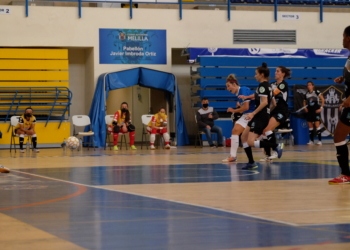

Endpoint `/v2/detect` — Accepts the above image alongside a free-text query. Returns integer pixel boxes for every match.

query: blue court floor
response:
[0,159,350,249]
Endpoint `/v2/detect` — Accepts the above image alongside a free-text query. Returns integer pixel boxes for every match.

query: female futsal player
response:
[222,74,255,163]
[259,66,291,161]
[303,81,325,145]
[329,25,350,184]
[239,63,278,170]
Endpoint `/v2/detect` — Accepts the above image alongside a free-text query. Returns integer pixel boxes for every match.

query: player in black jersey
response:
[329,25,350,184]
[259,66,291,161]
[240,62,274,170]
[303,81,325,145]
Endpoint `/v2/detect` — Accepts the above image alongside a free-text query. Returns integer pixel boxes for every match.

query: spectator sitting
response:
[147,107,171,150]
[108,102,136,150]
[196,98,223,148]
[15,107,39,153]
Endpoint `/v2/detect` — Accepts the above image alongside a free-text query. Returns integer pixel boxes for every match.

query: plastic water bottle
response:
[26,141,30,152]
[222,136,226,147]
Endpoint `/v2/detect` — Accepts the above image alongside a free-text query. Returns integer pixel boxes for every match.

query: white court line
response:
[250,207,350,214]
[9,169,298,227]
[301,222,350,227]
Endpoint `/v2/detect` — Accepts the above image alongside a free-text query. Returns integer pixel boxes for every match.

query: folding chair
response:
[72,115,95,150]
[10,116,32,153]
[141,114,153,149]
[141,114,164,149]
[105,115,114,150]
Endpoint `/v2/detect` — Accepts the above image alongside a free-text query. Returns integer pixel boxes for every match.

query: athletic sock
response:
[19,136,24,150]
[230,135,239,158]
[309,128,314,142]
[32,136,37,149]
[317,127,322,142]
[335,142,350,176]
[243,142,254,164]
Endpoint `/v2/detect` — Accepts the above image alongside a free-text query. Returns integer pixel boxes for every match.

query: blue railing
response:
[23,0,350,22]
[0,87,72,129]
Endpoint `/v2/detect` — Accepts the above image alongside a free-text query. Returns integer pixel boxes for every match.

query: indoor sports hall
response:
[1,2,350,250]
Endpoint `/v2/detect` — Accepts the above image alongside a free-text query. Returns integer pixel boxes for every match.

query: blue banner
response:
[99,29,166,64]
[188,48,349,61]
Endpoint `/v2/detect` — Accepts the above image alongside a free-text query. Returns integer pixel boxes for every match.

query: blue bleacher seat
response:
[334,0,347,4]
[192,56,346,144]
[304,0,318,4]
[260,0,273,3]
[323,0,334,5]
[230,0,244,3]
[289,1,304,3]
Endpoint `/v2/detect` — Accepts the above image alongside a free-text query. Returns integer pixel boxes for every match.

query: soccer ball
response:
[66,136,80,149]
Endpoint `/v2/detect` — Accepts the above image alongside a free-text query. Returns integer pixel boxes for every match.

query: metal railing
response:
[0,87,72,129]
[22,0,350,22]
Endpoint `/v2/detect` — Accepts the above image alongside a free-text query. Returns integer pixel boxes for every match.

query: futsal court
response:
[1,143,350,250]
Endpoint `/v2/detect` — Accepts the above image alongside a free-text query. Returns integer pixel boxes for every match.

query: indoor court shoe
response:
[130,145,137,150]
[113,146,119,151]
[217,144,224,148]
[209,144,216,148]
[222,157,237,163]
[260,157,272,162]
[165,144,171,149]
[20,149,25,153]
[242,162,258,170]
[276,143,284,158]
[33,148,40,152]
[316,141,322,145]
[269,151,278,159]
[328,175,350,185]
[150,145,156,150]
[0,165,10,173]
[307,141,314,145]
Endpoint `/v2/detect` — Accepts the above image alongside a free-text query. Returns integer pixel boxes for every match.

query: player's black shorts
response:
[271,110,288,124]
[306,110,321,122]
[247,112,270,135]
[340,107,350,126]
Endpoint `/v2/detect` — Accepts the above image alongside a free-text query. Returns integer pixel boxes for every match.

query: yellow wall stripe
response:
[0,60,68,70]
[0,122,70,144]
[0,71,69,81]
[0,49,68,59]
[0,82,69,88]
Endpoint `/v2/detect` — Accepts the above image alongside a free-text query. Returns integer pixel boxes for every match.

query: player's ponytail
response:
[257,62,270,78]
[226,74,239,86]
[278,66,291,79]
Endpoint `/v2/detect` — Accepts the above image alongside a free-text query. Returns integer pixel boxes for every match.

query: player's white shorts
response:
[235,114,249,128]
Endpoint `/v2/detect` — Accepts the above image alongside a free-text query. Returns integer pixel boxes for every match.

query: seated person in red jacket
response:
[147,107,171,150]
[109,102,136,150]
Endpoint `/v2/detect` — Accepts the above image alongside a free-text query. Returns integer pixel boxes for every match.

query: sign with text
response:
[99,29,166,64]
[280,12,300,20]
[0,6,11,14]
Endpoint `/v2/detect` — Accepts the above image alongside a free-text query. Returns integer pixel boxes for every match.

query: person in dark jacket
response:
[196,98,223,147]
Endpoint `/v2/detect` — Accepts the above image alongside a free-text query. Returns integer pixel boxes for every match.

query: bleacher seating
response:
[191,56,345,144]
[0,87,72,128]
